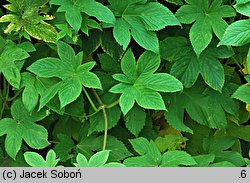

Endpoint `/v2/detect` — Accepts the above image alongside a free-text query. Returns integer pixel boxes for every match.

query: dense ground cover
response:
[0,0,250,167]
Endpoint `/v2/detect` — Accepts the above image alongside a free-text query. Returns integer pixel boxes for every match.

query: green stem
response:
[105,99,119,109]
[3,77,6,96]
[49,141,59,144]
[232,56,243,70]
[0,83,9,118]
[92,89,102,105]
[82,86,98,112]
[7,88,23,102]
[0,89,3,101]
[230,0,236,6]
[64,98,119,122]
[64,108,101,119]
[156,62,165,73]
[92,89,108,150]
[101,106,108,150]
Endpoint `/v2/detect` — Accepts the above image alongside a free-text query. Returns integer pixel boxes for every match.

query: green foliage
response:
[109,0,180,52]
[110,49,183,115]
[124,137,196,167]
[155,134,188,152]
[0,0,249,168]
[166,83,238,133]
[74,150,125,167]
[232,84,250,103]
[0,99,49,159]
[27,41,102,108]
[0,0,58,42]
[176,0,235,56]
[234,0,250,16]
[54,134,75,162]
[0,40,30,89]
[77,135,132,161]
[160,37,234,91]
[24,149,60,167]
[50,0,115,32]
[219,20,250,46]
[124,105,146,137]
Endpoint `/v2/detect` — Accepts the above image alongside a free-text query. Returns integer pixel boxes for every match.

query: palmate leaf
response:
[160,37,234,91]
[193,154,215,167]
[108,0,180,53]
[88,150,110,167]
[110,49,183,115]
[28,41,102,108]
[50,0,115,31]
[20,72,61,112]
[124,105,146,137]
[54,134,75,162]
[88,93,121,135]
[81,14,102,36]
[24,150,60,167]
[0,99,49,160]
[219,20,250,46]
[123,154,158,167]
[135,88,166,110]
[176,0,235,56]
[113,19,131,50]
[57,41,79,66]
[101,29,125,61]
[0,43,30,89]
[38,82,62,111]
[0,0,57,43]
[160,36,191,61]
[170,52,200,88]
[119,87,136,115]
[74,154,88,167]
[200,54,225,92]
[165,83,238,133]
[129,137,162,164]
[81,0,115,24]
[27,57,72,79]
[160,151,197,167]
[232,84,250,104]
[74,150,125,167]
[58,77,83,108]
[139,73,184,92]
[77,135,132,161]
[234,0,250,16]
[204,84,239,117]
[155,134,188,152]
[125,137,196,167]
[236,0,250,4]
[228,122,250,142]
[203,136,245,166]
[22,83,39,112]
[24,22,57,43]
[120,49,137,79]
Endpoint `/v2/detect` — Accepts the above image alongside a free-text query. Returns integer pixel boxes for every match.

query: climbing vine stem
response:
[82,86,98,112]
[92,89,108,150]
